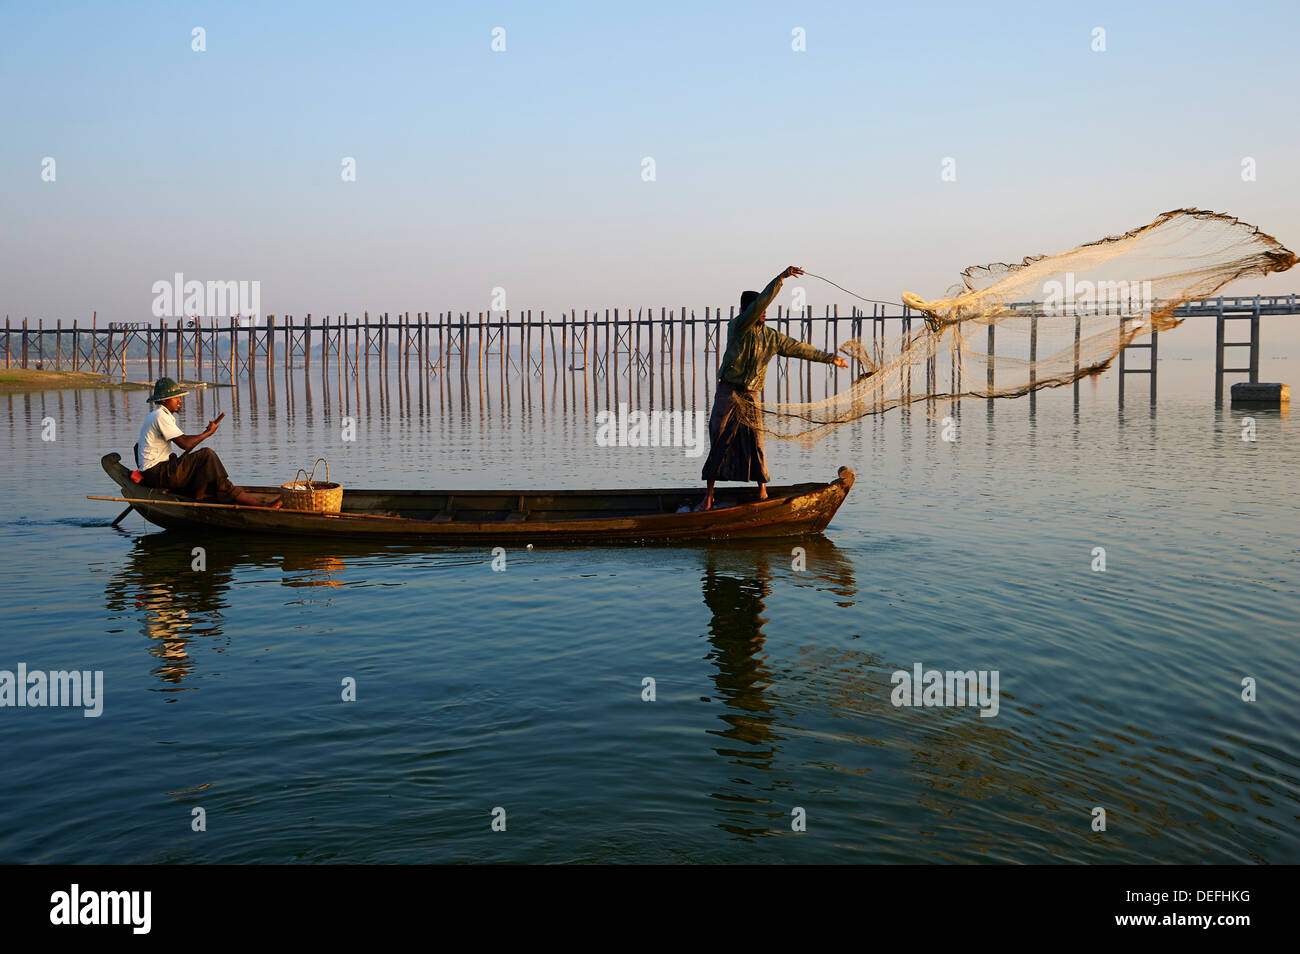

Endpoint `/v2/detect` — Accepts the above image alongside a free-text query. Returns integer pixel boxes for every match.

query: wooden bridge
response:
[1175,295,1298,400]
[5,295,1297,405]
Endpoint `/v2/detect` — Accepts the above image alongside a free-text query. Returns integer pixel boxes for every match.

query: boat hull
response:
[100,453,854,543]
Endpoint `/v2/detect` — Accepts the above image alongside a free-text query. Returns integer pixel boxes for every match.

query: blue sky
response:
[3,0,1298,351]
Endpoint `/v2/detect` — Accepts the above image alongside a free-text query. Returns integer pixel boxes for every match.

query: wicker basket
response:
[280,458,343,513]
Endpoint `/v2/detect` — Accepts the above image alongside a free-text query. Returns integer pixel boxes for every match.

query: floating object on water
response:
[165,782,211,797]
[1230,382,1290,406]
[94,454,854,542]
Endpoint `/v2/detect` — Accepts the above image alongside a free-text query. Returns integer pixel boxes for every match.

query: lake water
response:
[1,356,1297,863]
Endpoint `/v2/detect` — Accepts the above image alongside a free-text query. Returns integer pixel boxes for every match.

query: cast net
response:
[739,208,1296,443]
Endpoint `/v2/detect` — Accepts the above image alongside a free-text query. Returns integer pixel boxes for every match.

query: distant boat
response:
[98,453,854,542]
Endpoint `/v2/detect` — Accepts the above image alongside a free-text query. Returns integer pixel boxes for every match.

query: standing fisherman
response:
[700,266,847,510]
[135,377,280,508]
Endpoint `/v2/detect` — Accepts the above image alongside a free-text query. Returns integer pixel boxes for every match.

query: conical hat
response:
[147,377,190,403]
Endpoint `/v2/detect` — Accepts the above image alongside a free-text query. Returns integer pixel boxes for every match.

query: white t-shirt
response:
[138,406,183,470]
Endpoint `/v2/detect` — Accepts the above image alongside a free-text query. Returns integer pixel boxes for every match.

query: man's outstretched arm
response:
[733,265,805,336]
[774,333,848,367]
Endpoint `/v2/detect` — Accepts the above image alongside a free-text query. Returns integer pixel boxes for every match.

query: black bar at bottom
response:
[0,864,1279,941]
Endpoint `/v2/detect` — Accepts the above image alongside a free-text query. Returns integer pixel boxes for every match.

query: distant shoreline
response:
[1,368,183,393]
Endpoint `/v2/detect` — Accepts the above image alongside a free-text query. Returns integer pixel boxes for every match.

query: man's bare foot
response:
[233,490,281,508]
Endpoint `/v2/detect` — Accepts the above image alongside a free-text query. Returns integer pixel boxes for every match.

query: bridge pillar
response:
[1215,306,1225,403]
[1250,296,1261,381]
[1118,315,1157,404]
[1214,295,1262,404]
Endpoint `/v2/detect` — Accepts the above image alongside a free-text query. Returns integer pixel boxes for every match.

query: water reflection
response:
[281,553,346,588]
[102,533,372,691]
[103,533,233,691]
[702,547,777,761]
[699,538,857,838]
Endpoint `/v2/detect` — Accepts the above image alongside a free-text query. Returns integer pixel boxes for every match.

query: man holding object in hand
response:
[136,377,280,508]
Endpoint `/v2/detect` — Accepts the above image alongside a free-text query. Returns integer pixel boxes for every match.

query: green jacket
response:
[718,274,836,391]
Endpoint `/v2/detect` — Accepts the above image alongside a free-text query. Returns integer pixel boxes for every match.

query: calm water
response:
[1,357,1297,864]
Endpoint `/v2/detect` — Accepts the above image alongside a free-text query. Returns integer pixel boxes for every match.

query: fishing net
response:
[741,208,1296,443]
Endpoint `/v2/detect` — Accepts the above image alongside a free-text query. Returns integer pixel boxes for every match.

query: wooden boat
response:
[98,452,854,543]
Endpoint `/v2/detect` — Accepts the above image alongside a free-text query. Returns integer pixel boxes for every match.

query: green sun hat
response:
[147,377,190,404]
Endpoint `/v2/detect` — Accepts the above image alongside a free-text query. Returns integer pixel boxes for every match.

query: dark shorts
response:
[140,448,239,503]
[700,379,770,484]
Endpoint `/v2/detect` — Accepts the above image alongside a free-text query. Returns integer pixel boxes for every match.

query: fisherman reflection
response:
[699,547,779,838]
[103,534,234,690]
[699,539,858,837]
[702,548,776,753]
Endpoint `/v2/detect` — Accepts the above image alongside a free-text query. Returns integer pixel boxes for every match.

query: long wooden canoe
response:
[99,453,854,543]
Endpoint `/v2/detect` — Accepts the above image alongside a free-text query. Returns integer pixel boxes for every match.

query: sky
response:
[3,0,1299,355]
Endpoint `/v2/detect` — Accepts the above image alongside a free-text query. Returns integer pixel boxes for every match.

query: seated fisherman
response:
[700,265,848,510]
[136,377,280,508]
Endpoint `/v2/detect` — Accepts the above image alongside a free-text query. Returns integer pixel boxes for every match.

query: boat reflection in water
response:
[103,533,236,690]
[280,553,347,589]
[698,536,858,839]
[102,533,359,691]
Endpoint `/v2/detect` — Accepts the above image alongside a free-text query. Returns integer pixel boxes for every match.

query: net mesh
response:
[741,208,1296,443]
